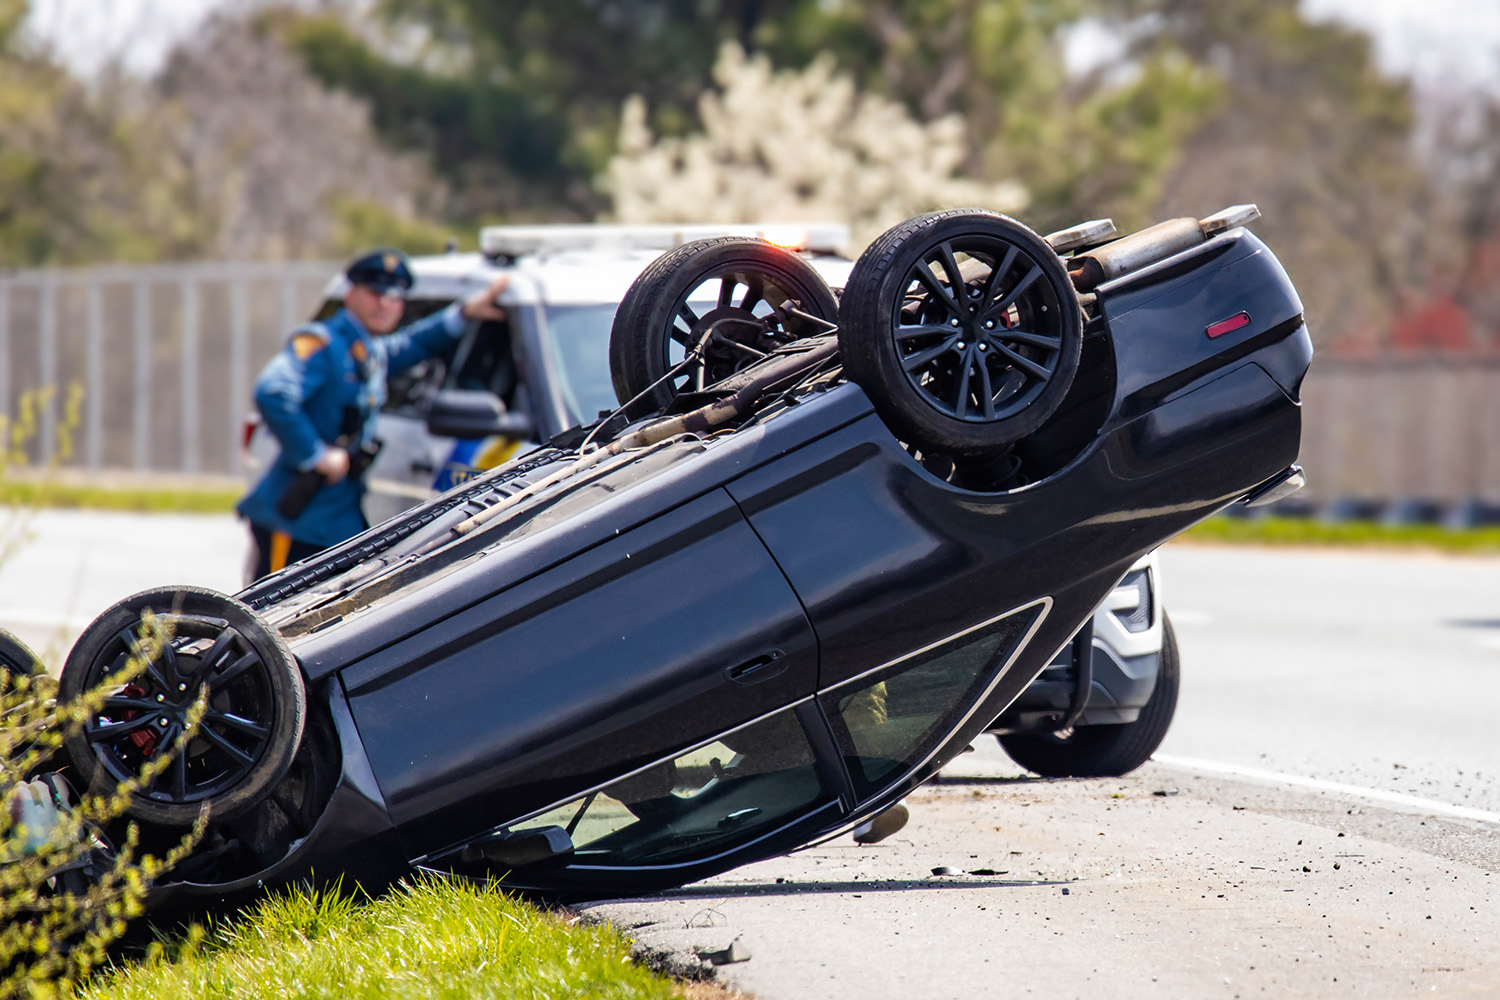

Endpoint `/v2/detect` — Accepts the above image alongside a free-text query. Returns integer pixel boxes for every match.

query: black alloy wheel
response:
[839,210,1083,456]
[59,586,305,826]
[609,237,840,415]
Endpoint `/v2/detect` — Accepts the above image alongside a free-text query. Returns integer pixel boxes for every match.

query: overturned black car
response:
[51,207,1310,907]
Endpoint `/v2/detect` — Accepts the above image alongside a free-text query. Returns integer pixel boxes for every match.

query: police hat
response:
[345,247,414,297]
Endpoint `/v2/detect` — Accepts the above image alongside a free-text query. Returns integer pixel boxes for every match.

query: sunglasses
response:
[359,281,409,302]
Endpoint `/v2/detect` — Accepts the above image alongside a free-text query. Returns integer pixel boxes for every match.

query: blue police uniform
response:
[238,252,468,558]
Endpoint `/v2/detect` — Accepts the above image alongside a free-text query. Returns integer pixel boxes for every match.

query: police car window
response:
[541,304,621,424]
[443,320,517,404]
[390,300,456,411]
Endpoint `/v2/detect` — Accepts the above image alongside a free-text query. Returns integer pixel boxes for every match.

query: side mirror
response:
[425,388,535,440]
[455,825,575,871]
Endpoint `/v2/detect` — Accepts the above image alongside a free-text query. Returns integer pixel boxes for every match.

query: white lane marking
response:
[1153,753,1500,824]
[0,609,93,630]
[1165,609,1213,626]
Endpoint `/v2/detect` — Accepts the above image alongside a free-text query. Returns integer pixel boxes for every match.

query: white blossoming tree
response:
[602,43,1027,253]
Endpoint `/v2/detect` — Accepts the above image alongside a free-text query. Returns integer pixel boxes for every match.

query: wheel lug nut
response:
[156,694,165,702]
[956,341,966,350]
[158,718,169,727]
[979,343,988,351]
[178,683,187,692]
[950,318,960,327]
[985,320,995,329]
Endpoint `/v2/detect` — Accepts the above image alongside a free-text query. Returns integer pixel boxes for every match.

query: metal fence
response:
[0,261,336,476]
[1,260,1497,504]
[1297,356,1500,506]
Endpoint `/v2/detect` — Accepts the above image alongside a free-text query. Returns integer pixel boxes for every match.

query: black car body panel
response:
[134,225,1308,905]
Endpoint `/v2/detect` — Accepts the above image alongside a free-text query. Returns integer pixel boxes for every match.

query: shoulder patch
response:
[291,333,327,361]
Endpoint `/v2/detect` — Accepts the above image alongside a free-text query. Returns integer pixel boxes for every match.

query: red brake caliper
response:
[121,684,161,756]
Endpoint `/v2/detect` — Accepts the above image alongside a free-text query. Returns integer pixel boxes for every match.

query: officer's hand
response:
[315,447,351,484]
[461,275,510,323]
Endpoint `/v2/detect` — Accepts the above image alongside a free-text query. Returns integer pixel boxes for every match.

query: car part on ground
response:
[997,613,1181,778]
[58,205,1308,911]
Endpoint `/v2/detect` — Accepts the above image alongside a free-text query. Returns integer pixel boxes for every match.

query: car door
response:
[339,489,821,861]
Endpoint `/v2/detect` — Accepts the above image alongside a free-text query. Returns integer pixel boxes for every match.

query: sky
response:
[22,0,1500,92]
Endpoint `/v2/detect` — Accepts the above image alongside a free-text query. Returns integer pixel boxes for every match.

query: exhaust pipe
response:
[1067,204,1260,292]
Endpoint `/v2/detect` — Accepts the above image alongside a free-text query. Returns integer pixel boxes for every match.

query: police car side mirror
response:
[426,389,535,440]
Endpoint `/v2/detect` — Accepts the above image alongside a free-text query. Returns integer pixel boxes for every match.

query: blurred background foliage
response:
[2,0,1498,348]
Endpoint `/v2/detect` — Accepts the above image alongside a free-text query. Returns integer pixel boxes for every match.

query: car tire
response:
[609,237,840,415]
[838,210,1083,456]
[1,627,42,679]
[60,586,305,827]
[997,613,1180,778]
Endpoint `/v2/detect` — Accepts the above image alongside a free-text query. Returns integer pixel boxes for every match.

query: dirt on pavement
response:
[586,755,1500,999]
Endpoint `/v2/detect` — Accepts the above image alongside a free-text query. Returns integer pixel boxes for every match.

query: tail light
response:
[241,414,261,454]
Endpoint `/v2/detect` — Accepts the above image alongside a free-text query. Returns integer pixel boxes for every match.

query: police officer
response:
[238,247,509,581]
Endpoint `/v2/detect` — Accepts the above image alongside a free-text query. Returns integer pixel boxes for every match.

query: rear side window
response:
[823,605,1043,799]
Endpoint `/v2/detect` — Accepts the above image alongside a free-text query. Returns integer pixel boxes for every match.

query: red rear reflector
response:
[241,415,261,452]
[1206,311,1251,338]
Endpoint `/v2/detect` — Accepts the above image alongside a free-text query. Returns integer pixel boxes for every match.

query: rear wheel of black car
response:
[609,237,840,415]
[60,586,305,826]
[839,210,1083,456]
[998,613,1180,778]
[0,627,42,680]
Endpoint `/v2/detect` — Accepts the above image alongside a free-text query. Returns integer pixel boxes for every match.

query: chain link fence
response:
[1,261,1497,507]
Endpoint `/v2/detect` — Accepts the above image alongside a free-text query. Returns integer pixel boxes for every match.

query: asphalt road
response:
[3,513,1497,996]
[1156,544,1500,817]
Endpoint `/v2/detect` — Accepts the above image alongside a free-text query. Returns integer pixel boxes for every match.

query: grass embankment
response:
[77,877,685,1000]
[0,479,240,514]
[1180,515,1500,555]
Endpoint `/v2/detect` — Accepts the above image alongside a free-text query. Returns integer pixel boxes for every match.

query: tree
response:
[285,0,1219,231]
[762,0,1221,234]
[153,10,453,260]
[603,43,1026,251]
[1112,0,1427,346]
[0,0,207,266]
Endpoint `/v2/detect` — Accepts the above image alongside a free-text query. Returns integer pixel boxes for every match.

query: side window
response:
[443,320,518,405]
[822,605,1043,799]
[385,299,459,412]
[505,707,824,868]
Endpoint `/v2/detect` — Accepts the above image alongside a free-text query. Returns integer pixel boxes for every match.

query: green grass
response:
[1181,515,1500,554]
[76,876,676,1000]
[0,479,240,514]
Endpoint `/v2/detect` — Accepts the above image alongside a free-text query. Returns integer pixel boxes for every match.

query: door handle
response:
[726,650,788,685]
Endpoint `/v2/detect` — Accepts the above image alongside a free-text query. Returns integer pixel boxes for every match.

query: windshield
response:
[541,304,621,424]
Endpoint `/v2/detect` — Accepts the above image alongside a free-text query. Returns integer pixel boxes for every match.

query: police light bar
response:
[479,223,851,258]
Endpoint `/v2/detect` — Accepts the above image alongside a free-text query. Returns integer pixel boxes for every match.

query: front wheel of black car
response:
[609,237,840,415]
[998,614,1180,778]
[60,586,305,827]
[839,210,1083,456]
